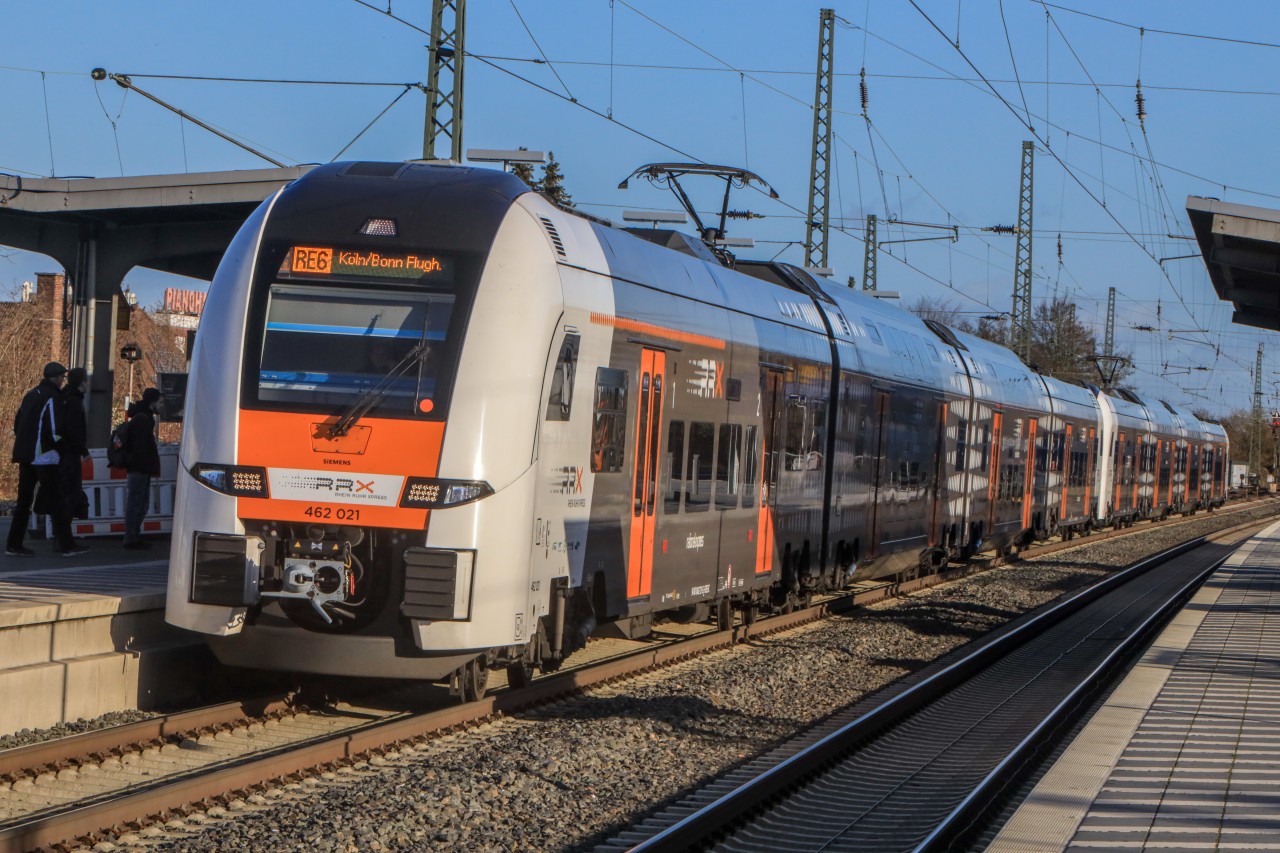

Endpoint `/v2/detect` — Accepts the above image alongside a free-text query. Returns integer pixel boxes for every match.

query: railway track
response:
[0,497,1272,853]
[600,518,1268,853]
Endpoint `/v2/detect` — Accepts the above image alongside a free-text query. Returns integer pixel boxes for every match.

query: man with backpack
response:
[122,388,162,550]
[6,362,87,557]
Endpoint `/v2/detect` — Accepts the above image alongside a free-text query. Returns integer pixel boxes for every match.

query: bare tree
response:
[906,295,969,328]
[1025,297,1133,387]
[0,294,53,500]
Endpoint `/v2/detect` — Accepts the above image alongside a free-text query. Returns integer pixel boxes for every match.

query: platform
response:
[991,519,1280,851]
[0,536,211,736]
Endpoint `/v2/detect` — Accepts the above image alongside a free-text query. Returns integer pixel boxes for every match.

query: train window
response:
[716,424,743,510]
[862,321,883,345]
[954,417,967,471]
[686,422,715,513]
[591,368,628,473]
[545,335,580,421]
[742,426,759,508]
[785,398,807,470]
[784,397,826,471]
[257,285,454,415]
[665,421,686,514]
[980,424,991,472]
[633,374,651,516]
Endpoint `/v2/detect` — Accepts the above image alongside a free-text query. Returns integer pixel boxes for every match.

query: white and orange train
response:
[166,162,1229,697]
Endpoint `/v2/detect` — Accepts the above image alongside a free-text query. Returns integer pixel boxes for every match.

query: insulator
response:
[726,209,762,220]
[1135,79,1146,127]
[860,68,869,114]
[1057,234,1063,262]
[987,224,1016,235]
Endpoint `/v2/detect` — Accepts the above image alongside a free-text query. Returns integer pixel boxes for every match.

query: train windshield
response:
[256,284,455,416]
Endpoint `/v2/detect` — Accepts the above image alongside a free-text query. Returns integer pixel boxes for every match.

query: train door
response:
[1156,439,1169,513]
[1112,433,1125,518]
[756,368,785,577]
[986,411,1003,537]
[626,348,665,601]
[943,400,971,554]
[1022,417,1038,531]
[928,402,947,548]
[1084,427,1096,521]
[869,390,891,557]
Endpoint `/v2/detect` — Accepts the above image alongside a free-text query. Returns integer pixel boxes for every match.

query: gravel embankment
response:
[65,503,1280,852]
[0,709,157,752]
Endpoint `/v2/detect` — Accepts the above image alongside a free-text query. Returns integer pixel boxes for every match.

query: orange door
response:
[988,411,1004,532]
[1084,427,1095,514]
[627,349,665,599]
[1021,418,1037,529]
[756,369,785,575]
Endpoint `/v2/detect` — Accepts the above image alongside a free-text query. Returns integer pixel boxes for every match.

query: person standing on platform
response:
[59,368,91,521]
[6,362,87,557]
[122,387,162,550]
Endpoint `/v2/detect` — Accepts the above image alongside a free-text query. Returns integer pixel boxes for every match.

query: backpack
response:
[107,420,130,470]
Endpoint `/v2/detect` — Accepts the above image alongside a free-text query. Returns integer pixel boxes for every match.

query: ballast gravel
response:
[0,709,156,752]
[87,503,1279,852]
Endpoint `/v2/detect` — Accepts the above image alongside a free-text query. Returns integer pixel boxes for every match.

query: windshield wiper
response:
[327,342,429,438]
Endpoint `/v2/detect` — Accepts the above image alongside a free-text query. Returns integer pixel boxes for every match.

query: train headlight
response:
[190,463,271,498]
[399,477,493,508]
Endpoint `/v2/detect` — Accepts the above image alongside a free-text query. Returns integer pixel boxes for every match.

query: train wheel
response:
[454,657,489,703]
[716,602,733,631]
[506,659,535,689]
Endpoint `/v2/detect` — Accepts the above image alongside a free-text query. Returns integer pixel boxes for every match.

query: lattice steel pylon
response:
[1252,343,1264,480]
[1011,141,1035,362]
[1093,285,1122,391]
[862,214,877,291]
[423,0,466,162]
[1104,287,1116,358]
[804,9,835,270]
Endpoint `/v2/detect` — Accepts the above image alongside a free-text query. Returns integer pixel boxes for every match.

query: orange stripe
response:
[591,312,726,351]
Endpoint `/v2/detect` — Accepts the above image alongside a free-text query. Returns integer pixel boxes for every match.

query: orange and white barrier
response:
[32,445,179,539]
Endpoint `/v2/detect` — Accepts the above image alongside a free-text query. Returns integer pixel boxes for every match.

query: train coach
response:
[166,161,1228,697]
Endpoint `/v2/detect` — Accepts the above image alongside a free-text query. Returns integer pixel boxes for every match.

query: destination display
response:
[282,246,454,282]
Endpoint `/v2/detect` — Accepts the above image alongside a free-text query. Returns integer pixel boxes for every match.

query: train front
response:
[166,161,560,681]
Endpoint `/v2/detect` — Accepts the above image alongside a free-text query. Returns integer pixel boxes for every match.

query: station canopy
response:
[1187,195,1280,332]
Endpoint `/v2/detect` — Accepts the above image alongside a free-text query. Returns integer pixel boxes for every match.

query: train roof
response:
[929,323,1048,411]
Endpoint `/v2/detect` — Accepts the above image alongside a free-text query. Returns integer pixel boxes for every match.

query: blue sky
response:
[4,1,1280,416]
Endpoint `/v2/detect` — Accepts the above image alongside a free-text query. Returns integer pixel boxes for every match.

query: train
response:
[165,161,1229,699]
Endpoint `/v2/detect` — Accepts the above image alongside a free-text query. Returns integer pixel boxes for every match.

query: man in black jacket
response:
[6,362,86,557]
[59,368,91,520]
[123,387,162,550]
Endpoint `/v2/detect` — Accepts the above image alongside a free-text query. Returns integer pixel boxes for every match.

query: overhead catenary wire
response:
[1035,1,1280,50]
[8,2,1261,409]
[906,1,1216,352]
[506,0,576,101]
